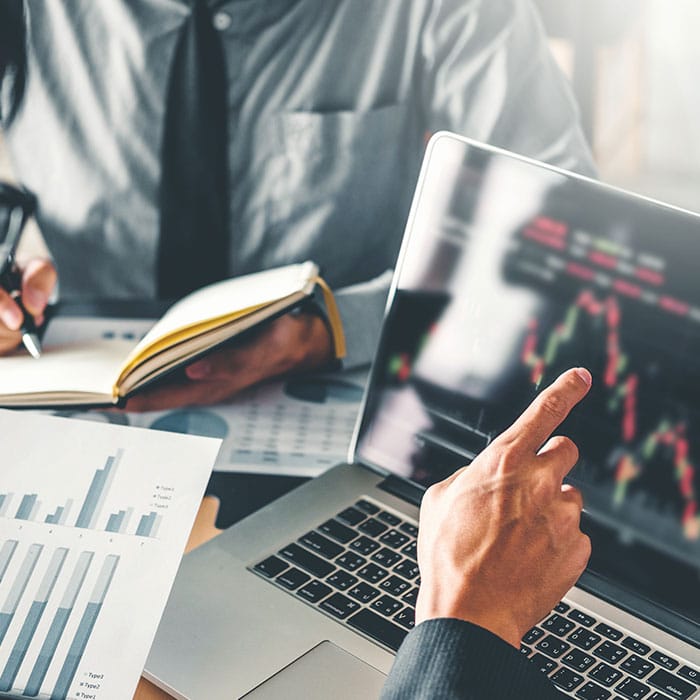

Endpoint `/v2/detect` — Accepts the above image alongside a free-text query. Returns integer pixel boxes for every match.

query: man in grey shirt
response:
[0,0,594,407]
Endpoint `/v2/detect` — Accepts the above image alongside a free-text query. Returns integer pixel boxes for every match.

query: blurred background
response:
[2,0,699,215]
[537,0,700,211]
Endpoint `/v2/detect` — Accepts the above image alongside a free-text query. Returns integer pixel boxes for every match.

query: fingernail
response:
[1,306,22,330]
[575,367,592,386]
[186,359,211,380]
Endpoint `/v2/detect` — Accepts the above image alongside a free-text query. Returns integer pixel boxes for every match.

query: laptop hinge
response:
[378,475,424,507]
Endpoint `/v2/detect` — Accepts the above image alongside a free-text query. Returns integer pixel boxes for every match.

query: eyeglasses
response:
[0,182,37,267]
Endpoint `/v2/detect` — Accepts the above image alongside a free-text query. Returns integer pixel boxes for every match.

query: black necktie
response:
[157,0,229,299]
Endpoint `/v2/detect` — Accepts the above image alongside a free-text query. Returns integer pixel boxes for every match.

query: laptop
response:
[145,133,700,699]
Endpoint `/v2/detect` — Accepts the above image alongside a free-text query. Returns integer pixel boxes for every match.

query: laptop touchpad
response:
[241,641,387,699]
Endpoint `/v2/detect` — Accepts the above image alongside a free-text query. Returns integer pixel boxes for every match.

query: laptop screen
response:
[355,134,700,636]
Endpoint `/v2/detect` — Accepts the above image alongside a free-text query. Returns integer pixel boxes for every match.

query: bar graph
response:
[0,408,219,699]
[23,551,94,697]
[0,548,68,692]
[0,449,163,540]
[0,544,43,645]
[51,555,119,700]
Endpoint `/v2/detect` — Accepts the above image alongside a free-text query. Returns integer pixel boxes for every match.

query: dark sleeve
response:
[381,619,566,700]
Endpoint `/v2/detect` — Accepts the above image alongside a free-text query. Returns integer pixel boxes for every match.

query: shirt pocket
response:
[268,102,410,227]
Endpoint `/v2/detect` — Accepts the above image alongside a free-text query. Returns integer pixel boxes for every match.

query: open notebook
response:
[0,262,346,407]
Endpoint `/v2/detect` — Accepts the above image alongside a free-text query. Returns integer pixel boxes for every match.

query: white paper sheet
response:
[0,410,220,700]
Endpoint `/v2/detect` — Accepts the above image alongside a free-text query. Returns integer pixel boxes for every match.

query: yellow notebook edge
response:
[313,275,346,361]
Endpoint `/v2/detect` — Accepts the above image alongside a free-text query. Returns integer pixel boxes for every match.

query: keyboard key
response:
[379,575,411,597]
[336,552,367,572]
[590,662,623,687]
[562,648,596,672]
[299,531,344,559]
[677,666,699,684]
[336,506,366,526]
[399,522,418,537]
[648,668,696,699]
[649,651,679,671]
[350,536,380,556]
[358,518,388,537]
[371,594,403,617]
[551,667,584,692]
[594,641,628,665]
[357,563,389,584]
[401,540,418,560]
[296,579,332,603]
[529,652,557,675]
[568,609,596,627]
[615,677,650,699]
[393,559,419,580]
[620,655,654,679]
[555,602,571,614]
[326,570,358,591]
[576,681,612,700]
[319,519,357,544]
[254,555,288,578]
[379,529,410,549]
[394,607,415,630]
[355,499,380,515]
[595,623,624,642]
[649,693,678,700]
[401,587,419,606]
[348,582,380,604]
[278,543,334,578]
[523,627,545,645]
[536,635,570,659]
[520,644,532,656]
[378,510,402,526]
[622,637,652,656]
[543,613,576,637]
[371,547,402,568]
[320,592,360,620]
[276,567,310,590]
[348,608,407,651]
[569,628,602,651]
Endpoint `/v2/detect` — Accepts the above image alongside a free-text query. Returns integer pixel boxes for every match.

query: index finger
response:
[497,368,592,456]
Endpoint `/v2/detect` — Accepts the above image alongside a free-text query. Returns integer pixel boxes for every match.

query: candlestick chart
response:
[520,288,700,546]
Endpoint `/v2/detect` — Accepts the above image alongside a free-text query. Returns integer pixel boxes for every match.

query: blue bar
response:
[0,601,46,691]
[51,603,101,700]
[105,511,125,533]
[15,494,37,520]
[135,512,156,537]
[45,506,64,525]
[25,551,93,697]
[0,494,10,517]
[23,608,70,697]
[0,541,17,583]
[75,459,112,529]
[0,612,12,645]
[51,555,118,700]
[0,543,43,644]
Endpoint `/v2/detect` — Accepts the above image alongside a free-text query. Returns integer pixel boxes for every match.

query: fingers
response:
[498,368,591,456]
[537,435,580,481]
[21,259,57,318]
[0,287,23,330]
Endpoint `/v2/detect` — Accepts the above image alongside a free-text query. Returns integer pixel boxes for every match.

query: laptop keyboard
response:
[250,497,699,700]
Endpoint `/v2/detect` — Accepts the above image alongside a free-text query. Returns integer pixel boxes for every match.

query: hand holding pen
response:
[0,258,56,358]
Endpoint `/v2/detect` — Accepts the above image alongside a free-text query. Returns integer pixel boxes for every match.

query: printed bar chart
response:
[0,540,18,583]
[75,451,122,529]
[0,548,68,692]
[0,544,43,645]
[0,493,12,517]
[51,555,119,700]
[23,551,94,697]
[135,512,160,538]
[15,495,38,521]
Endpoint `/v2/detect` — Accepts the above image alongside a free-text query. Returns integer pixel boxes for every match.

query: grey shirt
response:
[5,0,595,366]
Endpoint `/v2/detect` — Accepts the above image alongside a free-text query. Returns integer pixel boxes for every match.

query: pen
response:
[0,262,42,359]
